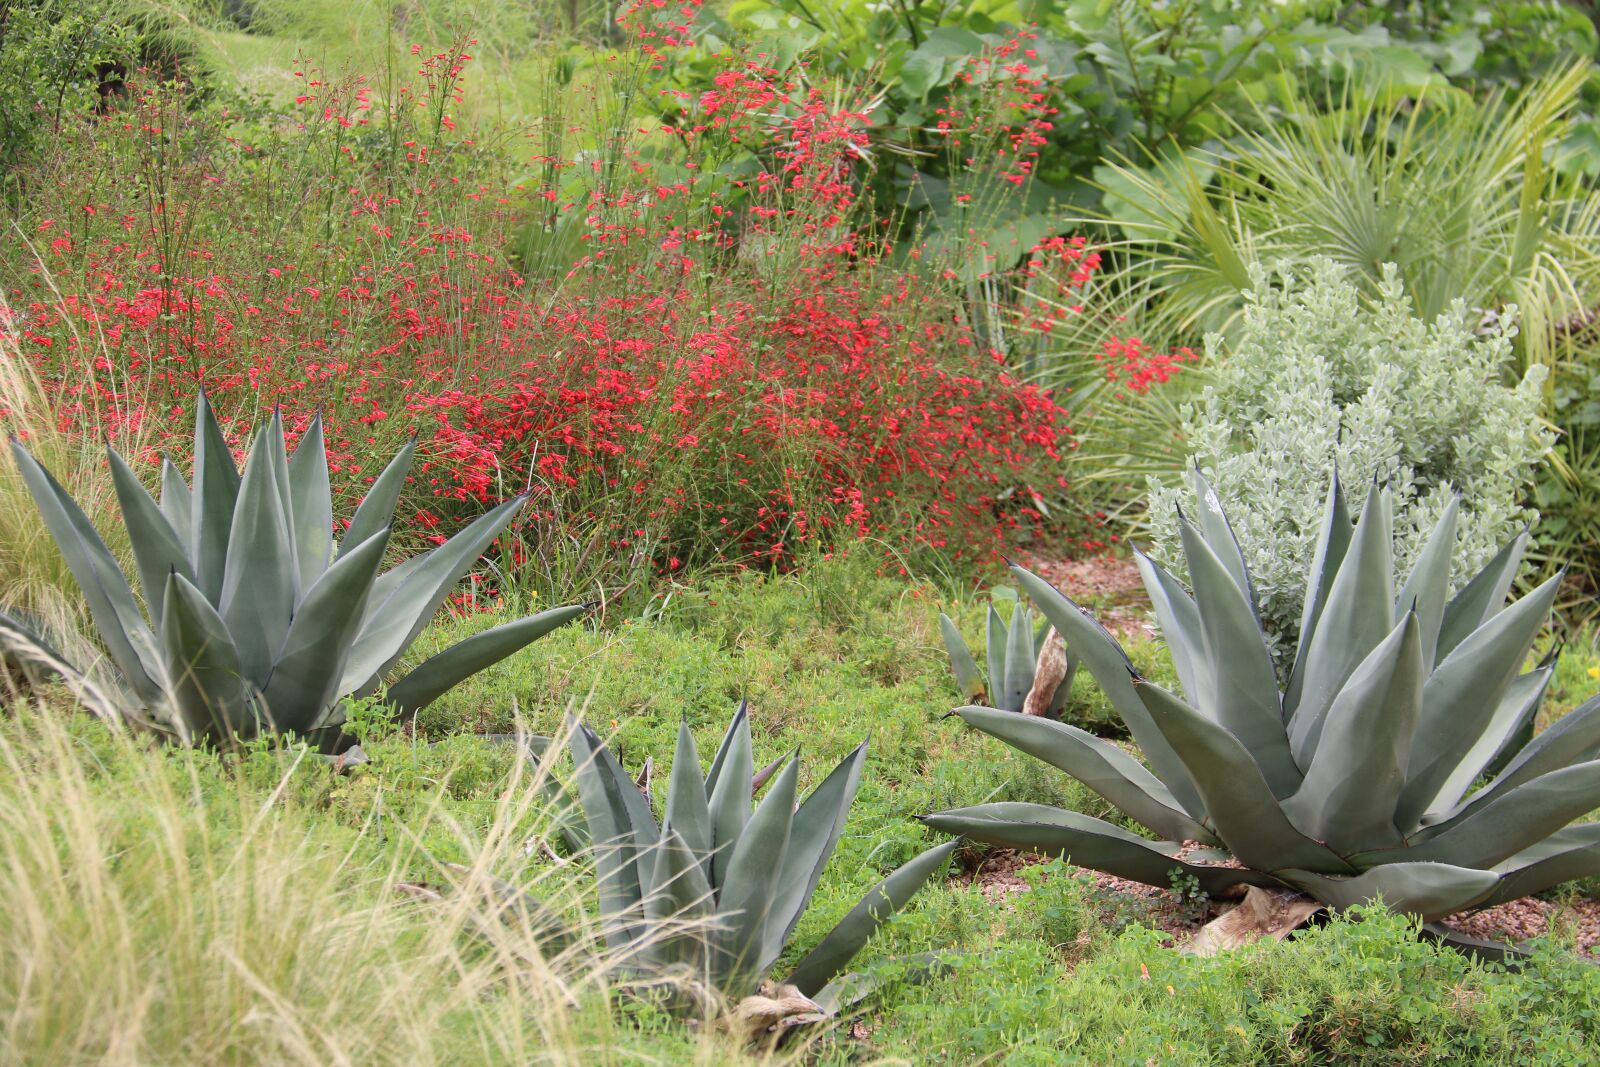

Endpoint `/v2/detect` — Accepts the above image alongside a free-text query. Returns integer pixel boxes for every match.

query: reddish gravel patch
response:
[1447,896,1600,958]
[1016,554,1150,638]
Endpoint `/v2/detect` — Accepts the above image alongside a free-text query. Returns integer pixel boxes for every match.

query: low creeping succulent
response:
[923,470,1600,928]
[570,702,957,1019]
[940,589,1077,718]
[2,395,584,745]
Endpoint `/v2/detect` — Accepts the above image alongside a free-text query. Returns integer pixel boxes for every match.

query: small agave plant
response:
[2,395,584,746]
[923,471,1600,936]
[570,702,956,1025]
[940,589,1077,718]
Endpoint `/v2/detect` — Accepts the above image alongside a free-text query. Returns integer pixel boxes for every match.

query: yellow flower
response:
[1589,666,1600,680]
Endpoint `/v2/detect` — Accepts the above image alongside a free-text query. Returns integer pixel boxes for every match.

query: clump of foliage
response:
[569,702,956,1023]
[926,472,1600,929]
[939,588,1077,718]
[1146,259,1549,656]
[2,395,583,745]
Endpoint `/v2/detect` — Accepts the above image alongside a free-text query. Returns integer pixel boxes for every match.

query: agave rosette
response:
[923,470,1600,921]
[939,590,1077,718]
[3,395,583,744]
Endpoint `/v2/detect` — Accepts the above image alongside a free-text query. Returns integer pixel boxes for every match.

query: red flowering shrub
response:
[1,17,1186,596]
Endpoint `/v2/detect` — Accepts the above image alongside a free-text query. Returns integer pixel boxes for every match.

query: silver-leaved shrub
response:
[1147,258,1551,663]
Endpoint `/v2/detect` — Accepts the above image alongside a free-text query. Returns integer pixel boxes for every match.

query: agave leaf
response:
[785,839,959,998]
[1000,603,1034,712]
[938,614,986,703]
[0,609,132,723]
[9,439,162,702]
[706,708,754,891]
[954,705,1210,842]
[1177,516,1296,796]
[640,828,716,972]
[190,392,241,603]
[1188,465,1257,616]
[386,603,586,719]
[917,804,1266,898]
[219,427,298,683]
[1286,472,1354,713]
[158,455,192,555]
[1133,548,1211,710]
[1287,482,1395,764]
[257,529,392,735]
[107,446,194,628]
[1011,564,1206,822]
[1476,824,1600,907]
[1282,613,1423,852]
[1393,495,1458,669]
[340,495,526,694]
[286,412,334,590]
[1438,694,1600,826]
[264,410,296,570]
[762,741,869,968]
[340,436,415,557]
[570,720,659,951]
[1281,862,1498,921]
[1394,572,1562,830]
[704,699,748,798]
[985,603,1006,702]
[160,571,252,742]
[713,757,798,987]
[1435,528,1528,661]
[1133,677,1353,875]
[1424,665,1554,818]
[663,721,712,858]
[1376,760,1600,869]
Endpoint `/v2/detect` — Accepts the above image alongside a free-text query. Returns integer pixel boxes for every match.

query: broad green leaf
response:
[1394,572,1562,829]
[640,828,715,972]
[1370,760,1600,870]
[9,439,161,702]
[191,392,241,603]
[762,741,869,968]
[158,455,191,556]
[1133,548,1210,711]
[713,757,798,988]
[1477,825,1600,907]
[663,720,711,858]
[1178,516,1296,795]
[218,427,298,683]
[386,603,586,718]
[1281,862,1497,921]
[257,529,391,733]
[340,495,526,693]
[160,571,251,742]
[955,705,1210,842]
[785,839,959,997]
[1011,564,1206,821]
[1435,528,1527,660]
[1286,472,1354,714]
[1393,495,1458,669]
[107,446,193,627]
[1000,602,1034,712]
[1287,482,1394,764]
[1282,613,1422,852]
[340,437,414,557]
[1188,466,1256,613]
[1134,678,1352,875]
[1438,694,1600,826]
[985,604,1006,700]
[1424,665,1552,818]
[570,720,659,951]
[938,613,985,703]
[918,804,1262,897]
[286,412,333,590]
[704,699,747,799]
[705,707,753,891]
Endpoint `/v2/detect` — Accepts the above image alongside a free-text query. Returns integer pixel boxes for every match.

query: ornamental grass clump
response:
[1147,258,1550,662]
[1,395,584,746]
[570,703,956,1025]
[924,470,1600,934]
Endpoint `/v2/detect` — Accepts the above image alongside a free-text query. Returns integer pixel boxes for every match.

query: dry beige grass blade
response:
[0,706,778,1066]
